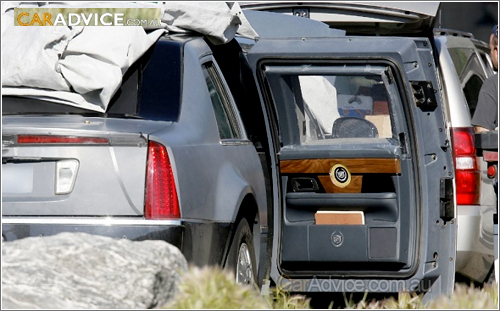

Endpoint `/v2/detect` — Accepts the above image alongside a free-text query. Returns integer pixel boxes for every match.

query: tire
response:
[226,218,257,286]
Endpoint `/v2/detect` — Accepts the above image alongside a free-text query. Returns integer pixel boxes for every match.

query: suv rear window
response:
[2,37,183,122]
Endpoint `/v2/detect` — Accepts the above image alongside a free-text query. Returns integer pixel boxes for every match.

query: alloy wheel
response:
[236,242,253,285]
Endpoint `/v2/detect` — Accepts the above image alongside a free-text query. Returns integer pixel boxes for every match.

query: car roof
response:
[240,1,440,36]
[242,9,345,38]
[242,1,440,17]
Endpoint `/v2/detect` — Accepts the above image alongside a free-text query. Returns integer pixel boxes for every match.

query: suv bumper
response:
[456,204,495,282]
[1,217,184,249]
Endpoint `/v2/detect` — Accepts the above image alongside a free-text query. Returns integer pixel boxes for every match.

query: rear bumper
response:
[456,204,495,282]
[1,217,233,267]
[1,217,184,249]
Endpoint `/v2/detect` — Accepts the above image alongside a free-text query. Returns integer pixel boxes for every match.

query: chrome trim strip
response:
[220,139,253,146]
[1,217,231,226]
[1,217,182,226]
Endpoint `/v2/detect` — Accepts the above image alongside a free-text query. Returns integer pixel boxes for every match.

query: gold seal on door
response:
[329,164,351,188]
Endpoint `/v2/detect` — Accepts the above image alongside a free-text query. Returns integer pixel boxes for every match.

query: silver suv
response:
[434,29,496,283]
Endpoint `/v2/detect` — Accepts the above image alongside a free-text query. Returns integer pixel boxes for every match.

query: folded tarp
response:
[1,2,258,112]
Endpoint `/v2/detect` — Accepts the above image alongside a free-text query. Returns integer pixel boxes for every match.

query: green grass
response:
[161,266,498,309]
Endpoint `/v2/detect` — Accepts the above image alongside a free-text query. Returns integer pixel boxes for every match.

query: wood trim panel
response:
[280,158,401,174]
[315,211,365,225]
[318,175,363,193]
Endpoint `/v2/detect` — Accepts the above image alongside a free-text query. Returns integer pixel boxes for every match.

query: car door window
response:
[448,47,489,117]
[264,64,396,145]
[463,74,484,117]
[202,62,243,140]
[448,47,475,77]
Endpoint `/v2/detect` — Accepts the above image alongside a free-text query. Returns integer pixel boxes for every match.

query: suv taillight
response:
[145,141,180,219]
[451,127,481,205]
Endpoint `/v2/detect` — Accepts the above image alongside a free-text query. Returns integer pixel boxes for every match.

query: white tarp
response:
[1,2,259,112]
[299,75,340,136]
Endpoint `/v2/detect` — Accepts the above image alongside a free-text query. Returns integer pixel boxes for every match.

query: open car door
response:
[245,30,456,301]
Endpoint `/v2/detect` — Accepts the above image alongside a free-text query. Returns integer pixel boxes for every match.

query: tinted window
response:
[2,37,183,122]
[479,52,491,71]
[463,74,484,117]
[448,47,475,77]
[138,39,182,121]
[202,62,242,140]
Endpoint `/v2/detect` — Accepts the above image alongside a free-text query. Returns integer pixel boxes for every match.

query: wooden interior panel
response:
[280,158,401,174]
[318,175,362,193]
[315,211,365,225]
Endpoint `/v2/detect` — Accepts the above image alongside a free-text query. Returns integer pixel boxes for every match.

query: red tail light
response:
[451,127,481,205]
[18,135,108,144]
[145,141,180,219]
[487,165,497,179]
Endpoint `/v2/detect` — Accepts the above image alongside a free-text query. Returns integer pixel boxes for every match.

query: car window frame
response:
[201,57,250,145]
[261,63,402,146]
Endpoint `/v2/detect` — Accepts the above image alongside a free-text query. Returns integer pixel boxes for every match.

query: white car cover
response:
[299,75,340,136]
[1,2,259,112]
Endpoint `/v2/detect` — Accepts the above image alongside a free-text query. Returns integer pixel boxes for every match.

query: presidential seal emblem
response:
[329,164,351,188]
[331,231,344,247]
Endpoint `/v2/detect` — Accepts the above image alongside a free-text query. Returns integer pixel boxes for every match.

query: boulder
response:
[1,232,188,309]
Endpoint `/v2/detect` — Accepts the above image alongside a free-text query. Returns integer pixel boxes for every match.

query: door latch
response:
[411,81,437,111]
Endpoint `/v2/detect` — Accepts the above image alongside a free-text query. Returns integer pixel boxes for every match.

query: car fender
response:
[214,160,266,224]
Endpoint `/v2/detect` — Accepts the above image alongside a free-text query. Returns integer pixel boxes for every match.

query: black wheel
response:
[226,218,257,286]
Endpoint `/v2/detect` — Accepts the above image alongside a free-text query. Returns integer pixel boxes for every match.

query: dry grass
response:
[269,286,311,309]
[426,282,498,309]
[161,266,498,309]
[161,266,269,309]
[323,282,498,309]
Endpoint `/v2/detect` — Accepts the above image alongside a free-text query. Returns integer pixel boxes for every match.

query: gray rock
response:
[1,232,188,309]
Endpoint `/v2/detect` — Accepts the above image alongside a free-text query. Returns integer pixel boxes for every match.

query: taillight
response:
[18,135,109,144]
[487,165,497,179]
[484,151,498,179]
[451,127,481,205]
[145,141,180,219]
